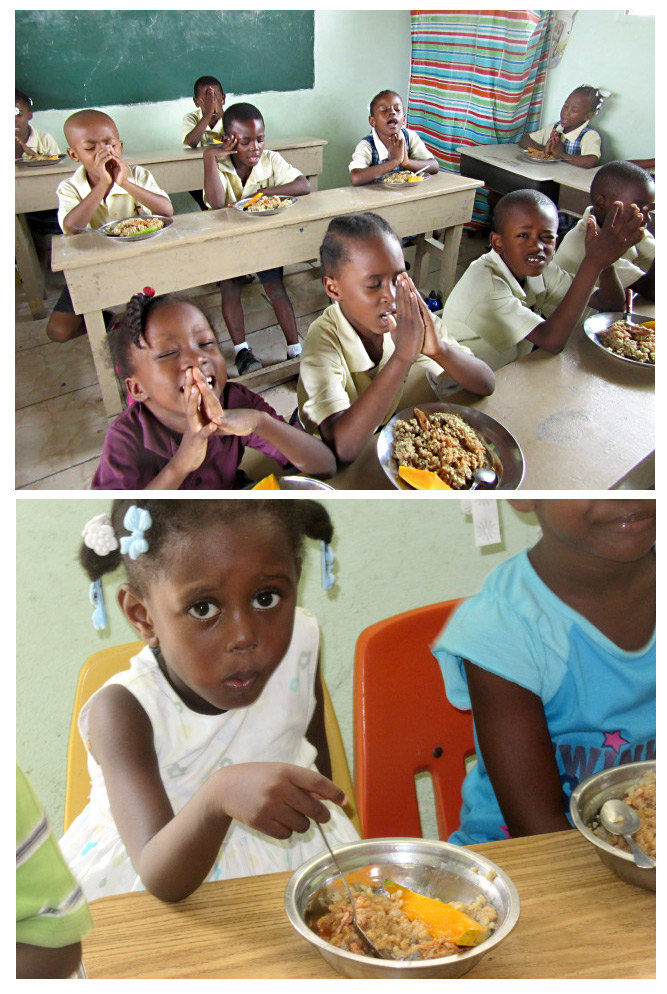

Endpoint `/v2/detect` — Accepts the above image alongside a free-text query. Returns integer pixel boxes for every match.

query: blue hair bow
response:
[321,541,335,591]
[89,579,108,631]
[120,506,152,560]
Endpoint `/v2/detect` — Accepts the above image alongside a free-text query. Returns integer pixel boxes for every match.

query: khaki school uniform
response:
[20,125,60,158]
[529,121,601,159]
[56,164,169,232]
[442,249,573,370]
[297,301,472,433]
[204,149,302,208]
[554,206,655,290]
[348,127,432,172]
[181,108,225,146]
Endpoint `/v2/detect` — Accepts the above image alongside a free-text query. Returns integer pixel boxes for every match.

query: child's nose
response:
[225,608,258,651]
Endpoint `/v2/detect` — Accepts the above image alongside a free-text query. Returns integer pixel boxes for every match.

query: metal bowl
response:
[277,476,335,490]
[569,760,655,891]
[234,196,297,216]
[97,215,173,241]
[377,402,525,490]
[519,148,556,163]
[380,172,431,188]
[583,311,655,369]
[17,153,67,167]
[285,837,520,979]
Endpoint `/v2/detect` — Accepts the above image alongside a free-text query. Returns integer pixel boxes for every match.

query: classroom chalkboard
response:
[15,10,314,111]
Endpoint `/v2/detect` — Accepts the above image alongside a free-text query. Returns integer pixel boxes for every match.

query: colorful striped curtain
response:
[408,9,553,227]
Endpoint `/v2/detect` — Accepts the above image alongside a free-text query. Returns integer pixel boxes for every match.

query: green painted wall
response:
[16,497,539,835]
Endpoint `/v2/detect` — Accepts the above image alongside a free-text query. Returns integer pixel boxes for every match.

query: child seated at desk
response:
[297,213,495,466]
[203,102,310,375]
[554,160,655,301]
[92,289,335,490]
[432,498,655,845]
[349,89,438,186]
[182,75,226,148]
[442,189,644,370]
[47,110,173,344]
[15,88,60,160]
[519,85,605,168]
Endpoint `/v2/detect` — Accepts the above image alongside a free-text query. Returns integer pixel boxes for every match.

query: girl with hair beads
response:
[520,85,607,168]
[92,290,335,489]
[60,500,358,902]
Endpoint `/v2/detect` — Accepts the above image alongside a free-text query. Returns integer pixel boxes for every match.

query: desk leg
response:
[84,310,123,417]
[15,214,46,319]
[438,223,463,301]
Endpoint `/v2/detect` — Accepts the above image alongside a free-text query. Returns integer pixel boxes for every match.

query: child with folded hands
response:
[91,289,335,489]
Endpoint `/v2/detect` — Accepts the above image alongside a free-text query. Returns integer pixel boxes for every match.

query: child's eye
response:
[198,339,218,349]
[188,601,220,620]
[156,350,178,359]
[253,590,281,610]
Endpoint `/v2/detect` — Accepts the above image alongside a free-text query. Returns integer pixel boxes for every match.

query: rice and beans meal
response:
[382,170,425,184]
[597,320,655,364]
[524,148,554,160]
[392,408,492,489]
[307,880,497,961]
[590,769,656,861]
[244,195,291,212]
[105,216,165,237]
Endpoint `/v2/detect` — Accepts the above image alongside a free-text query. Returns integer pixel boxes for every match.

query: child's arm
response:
[61,147,115,233]
[545,131,599,168]
[525,203,644,353]
[202,141,238,208]
[87,684,347,902]
[464,661,572,836]
[518,134,543,151]
[408,276,495,396]
[350,134,407,186]
[183,87,221,148]
[112,157,173,217]
[318,274,426,464]
[261,173,310,198]
[306,661,333,780]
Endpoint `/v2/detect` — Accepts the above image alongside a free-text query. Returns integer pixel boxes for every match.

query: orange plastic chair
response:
[64,642,360,834]
[353,599,475,840]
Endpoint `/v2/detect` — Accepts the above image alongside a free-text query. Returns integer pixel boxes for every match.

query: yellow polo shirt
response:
[21,125,61,158]
[56,164,170,232]
[442,249,573,370]
[181,108,225,146]
[554,206,655,289]
[529,121,601,158]
[297,301,472,433]
[204,150,302,208]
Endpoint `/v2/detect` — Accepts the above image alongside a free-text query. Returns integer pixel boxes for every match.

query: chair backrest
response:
[353,599,474,840]
[64,642,360,835]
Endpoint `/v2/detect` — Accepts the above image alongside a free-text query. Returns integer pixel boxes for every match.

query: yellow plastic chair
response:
[64,642,360,834]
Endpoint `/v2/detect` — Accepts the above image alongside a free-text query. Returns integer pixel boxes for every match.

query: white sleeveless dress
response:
[60,608,358,901]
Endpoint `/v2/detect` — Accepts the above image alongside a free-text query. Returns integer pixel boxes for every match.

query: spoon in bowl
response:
[599,799,655,868]
[470,467,498,490]
[314,822,391,959]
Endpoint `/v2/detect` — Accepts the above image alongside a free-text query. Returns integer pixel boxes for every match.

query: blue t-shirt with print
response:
[431,550,656,845]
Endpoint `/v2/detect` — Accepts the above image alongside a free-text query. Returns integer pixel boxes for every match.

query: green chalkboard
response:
[15,10,314,111]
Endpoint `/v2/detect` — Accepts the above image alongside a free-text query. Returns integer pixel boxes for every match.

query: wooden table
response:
[15,137,327,319]
[456,141,599,215]
[330,299,655,491]
[50,172,482,416]
[80,830,655,979]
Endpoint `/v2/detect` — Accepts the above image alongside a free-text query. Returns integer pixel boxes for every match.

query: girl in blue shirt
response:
[432,500,655,845]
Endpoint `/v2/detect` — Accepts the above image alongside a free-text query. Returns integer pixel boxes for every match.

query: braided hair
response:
[107,290,199,380]
[320,212,400,277]
[572,85,607,116]
[80,499,334,594]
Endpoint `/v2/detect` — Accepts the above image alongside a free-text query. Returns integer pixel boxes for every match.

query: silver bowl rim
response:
[379,172,432,187]
[569,759,656,865]
[233,195,297,215]
[97,214,174,239]
[16,152,68,166]
[582,311,655,369]
[278,475,335,490]
[284,836,521,972]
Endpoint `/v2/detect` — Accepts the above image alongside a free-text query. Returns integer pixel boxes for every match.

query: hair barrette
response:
[321,541,336,591]
[82,513,119,556]
[143,286,155,297]
[120,505,152,560]
[89,579,108,631]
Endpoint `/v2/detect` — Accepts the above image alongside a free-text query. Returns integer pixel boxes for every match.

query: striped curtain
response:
[408,9,553,227]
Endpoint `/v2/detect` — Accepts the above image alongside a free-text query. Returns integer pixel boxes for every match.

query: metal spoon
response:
[599,799,655,868]
[470,467,498,490]
[624,288,635,323]
[314,822,391,960]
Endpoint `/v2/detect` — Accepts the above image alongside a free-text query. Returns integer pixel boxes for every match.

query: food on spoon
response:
[384,882,489,946]
[106,216,165,237]
[392,409,491,490]
[597,319,655,364]
[589,769,656,860]
[251,474,281,490]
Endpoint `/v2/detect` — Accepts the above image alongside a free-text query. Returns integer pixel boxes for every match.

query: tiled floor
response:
[15,224,488,490]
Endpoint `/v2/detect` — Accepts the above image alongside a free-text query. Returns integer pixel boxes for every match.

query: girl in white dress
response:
[60,499,358,902]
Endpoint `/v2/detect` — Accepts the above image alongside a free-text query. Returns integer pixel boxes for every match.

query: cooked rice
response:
[592,770,656,860]
[598,320,655,364]
[525,148,554,160]
[308,885,497,961]
[392,410,489,489]
[246,196,290,211]
[382,170,415,184]
[108,217,164,236]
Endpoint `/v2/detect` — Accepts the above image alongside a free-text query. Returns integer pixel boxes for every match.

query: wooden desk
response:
[330,301,655,491]
[50,173,482,416]
[81,830,655,979]
[456,141,599,216]
[15,137,327,319]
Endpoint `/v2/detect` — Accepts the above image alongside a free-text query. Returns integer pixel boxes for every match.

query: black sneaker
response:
[235,347,262,375]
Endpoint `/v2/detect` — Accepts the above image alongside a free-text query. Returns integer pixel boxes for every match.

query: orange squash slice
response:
[641,321,655,330]
[385,881,488,946]
[398,466,453,490]
[251,474,281,490]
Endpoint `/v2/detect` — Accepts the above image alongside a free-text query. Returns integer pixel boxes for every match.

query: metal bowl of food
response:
[583,311,655,368]
[377,402,524,490]
[569,760,656,891]
[97,215,173,241]
[380,170,431,187]
[234,195,297,215]
[285,837,520,979]
[17,153,67,166]
[247,475,334,491]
